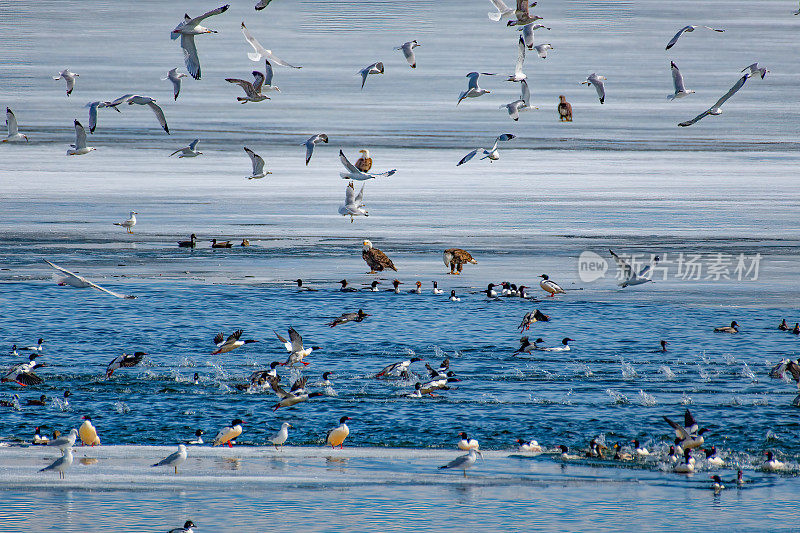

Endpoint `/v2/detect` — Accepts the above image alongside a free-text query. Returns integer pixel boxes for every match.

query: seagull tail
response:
[247,52,262,61]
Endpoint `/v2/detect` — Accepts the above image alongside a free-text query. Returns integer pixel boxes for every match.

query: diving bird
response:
[225,71,269,103]
[269,422,292,448]
[339,181,368,222]
[518,309,550,331]
[170,139,202,157]
[304,133,328,165]
[609,250,660,287]
[582,73,606,104]
[152,444,187,474]
[355,150,372,172]
[488,0,515,21]
[396,40,420,68]
[211,330,258,355]
[742,62,769,79]
[53,69,78,96]
[328,309,370,327]
[105,352,147,378]
[275,327,320,366]
[457,72,496,105]
[4,108,28,142]
[2,354,44,386]
[457,133,516,166]
[439,448,482,477]
[66,120,95,155]
[168,521,197,533]
[243,147,271,179]
[339,150,396,180]
[533,44,553,58]
[79,416,100,446]
[44,259,137,299]
[665,25,725,50]
[500,79,533,121]
[326,416,351,448]
[507,0,541,26]
[270,377,322,410]
[162,68,188,100]
[102,94,169,133]
[113,211,137,234]
[558,95,572,121]
[507,37,527,82]
[241,22,301,68]
[40,447,73,479]
[668,61,695,100]
[362,240,397,273]
[538,274,565,296]
[443,248,477,274]
[171,4,231,80]
[678,73,751,127]
[358,62,384,89]
[213,418,244,447]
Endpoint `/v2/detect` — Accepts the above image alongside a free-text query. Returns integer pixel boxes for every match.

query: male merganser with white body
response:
[2,354,44,386]
[663,409,708,450]
[320,371,334,388]
[20,339,44,352]
[484,283,498,298]
[407,383,423,398]
[275,327,320,366]
[420,374,459,395]
[186,429,205,445]
[632,439,650,457]
[213,418,244,447]
[50,428,78,450]
[665,445,679,463]
[763,451,785,472]
[673,450,695,473]
[295,279,317,291]
[704,446,724,467]
[439,448,481,477]
[152,444,188,474]
[449,290,460,302]
[367,280,380,292]
[326,416,351,448]
[79,416,100,446]
[168,520,197,533]
[711,474,725,492]
[270,377,323,411]
[33,426,49,445]
[424,359,451,379]
[212,330,258,355]
[269,422,292,449]
[409,281,422,294]
[376,357,422,378]
[539,274,565,297]
[457,432,479,450]
[714,321,739,333]
[540,338,573,352]
[40,447,73,479]
[517,439,542,453]
[557,445,581,460]
[518,310,549,331]
[339,279,358,292]
[432,281,443,294]
[105,352,147,378]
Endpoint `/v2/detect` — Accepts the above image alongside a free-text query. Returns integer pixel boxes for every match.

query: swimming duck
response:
[483,283,498,298]
[673,450,695,473]
[9,345,18,356]
[178,234,196,248]
[632,439,650,457]
[213,418,244,447]
[779,319,789,331]
[540,338,573,352]
[711,475,725,491]
[658,340,668,352]
[557,445,581,460]
[449,290,460,302]
[539,274,566,297]
[294,279,317,291]
[389,279,403,293]
[167,520,196,533]
[326,416,351,448]
[518,309,550,331]
[339,279,358,292]
[613,443,633,461]
[704,446,724,467]
[457,432,479,451]
[212,330,258,355]
[793,323,800,335]
[409,281,422,294]
[186,429,205,445]
[210,239,232,248]
[407,383,423,398]
[713,321,739,333]
[763,451,785,472]
[27,395,47,406]
[420,374,459,395]
[516,439,543,453]
[432,281,443,294]
[665,445,679,463]
[587,438,607,458]
[240,239,250,247]
[20,339,45,352]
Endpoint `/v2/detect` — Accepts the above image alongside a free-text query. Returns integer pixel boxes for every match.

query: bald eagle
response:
[355,149,372,172]
[558,95,572,122]
[443,248,477,274]
[362,240,397,273]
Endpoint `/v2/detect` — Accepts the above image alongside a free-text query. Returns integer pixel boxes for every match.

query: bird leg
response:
[227,441,233,448]
[174,466,178,474]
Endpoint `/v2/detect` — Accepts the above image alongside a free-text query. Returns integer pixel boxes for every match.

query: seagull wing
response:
[678,109,711,127]
[521,23,534,48]
[87,102,100,133]
[489,0,511,19]
[6,108,18,135]
[515,0,530,20]
[609,249,633,280]
[73,120,87,149]
[702,25,725,32]
[519,79,530,106]
[401,43,416,67]
[671,62,687,93]
[666,26,691,49]
[466,72,481,90]
[145,101,169,134]
[457,149,480,166]
[189,139,200,151]
[339,150,361,173]
[354,183,365,204]
[241,22,265,61]
[711,73,749,109]
[305,139,315,165]
[226,78,255,96]
[263,60,275,85]
[244,147,265,175]
[188,4,229,26]
[360,67,371,89]
[515,36,526,75]
[181,34,201,80]
[44,260,135,299]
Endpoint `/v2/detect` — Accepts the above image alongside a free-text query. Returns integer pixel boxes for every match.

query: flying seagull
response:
[304,133,328,165]
[171,4,230,80]
[4,108,28,142]
[396,41,420,68]
[500,80,535,121]
[244,147,271,179]
[507,0,541,26]
[678,73,750,127]
[339,150,396,180]
[66,120,95,156]
[53,69,79,96]
[533,43,553,58]
[458,72,496,105]
[162,68,188,101]
[338,181,368,222]
[225,71,269,103]
[742,62,768,79]
[102,94,169,133]
[358,62,384,89]
[261,60,281,92]
[44,260,137,299]
[507,37,527,81]
[520,23,550,49]
[668,61,695,100]
[85,101,120,133]
[582,73,606,104]
[457,133,515,166]
[255,0,276,9]
[609,250,660,287]
[665,25,725,50]
[488,0,514,21]
[241,22,301,68]
[170,139,202,157]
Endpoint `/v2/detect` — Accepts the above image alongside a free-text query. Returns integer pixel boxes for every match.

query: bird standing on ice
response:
[326,416,351,448]
[538,274,565,296]
[79,416,100,446]
[213,418,244,447]
[439,448,482,477]
[40,447,74,479]
[114,211,137,234]
[152,444,188,474]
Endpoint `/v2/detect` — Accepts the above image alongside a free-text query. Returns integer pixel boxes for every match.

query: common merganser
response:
[212,330,258,355]
[186,429,205,445]
[673,450,695,473]
[540,338,573,352]
[632,439,650,457]
[557,445,581,460]
[294,279,317,291]
[779,319,789,331]
[714,321,739,333]
[106,351,147,377]
[613,443,633,461]
[2,354,44,386]
[40,447,73,479]
[367,280,380,292]
[27,395,47,406]
[518,309,549,331]
[586,438,607,458]
[515,336,544,354]
[432,281,443,294]
[168,520,196,533]
[539,274,565,297]
[49,428,78,450]
[420,375,459,395]
[33,426,49,445]
[192,372,200,385]
[339,279,358,292]
[9,345,18,356]
[658,340,668,352]
[516,439,543,453]
[704,446,724,467]
[376,357,422,378]
[457,432,479,451]
[275,327,320,366]
[79,416,100,446]
[439,448,481,477]
[326,416,351,448]
[61,389,70,409]
[763,451,785,472]
[269,422,292,449]
[409,281,422,294]
[664,409,708,450]
[665,445,679,463]
[517,285,532,299]
[328,309,370,327]
[270,377,323,411]
[711,474,725,491]
[319,371,334,390]
[213,418,244,447]
[449,290,460,302]
[484,283,498,298]
[424,358,450,379]
[152,444,187,474]
[407,383,423,398]
[20,338,44,352]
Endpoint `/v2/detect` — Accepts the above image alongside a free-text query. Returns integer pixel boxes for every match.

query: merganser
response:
[295,279,317,291]
[484,283,498,298]
[0,394,19,408]
[713,321,739,333]
[178,234,196,248]
[515,336,544,353]
[2,354,44,386]
[339,279,358,292]
[557,445,581,460]
[586,439,607,458]
[432,281,443,294]
[500,282,512,295]
[659,340,668,352]
[192,372,200,385]
[457,432,479,451]
[40,447,73,479]
[79,416,100,446]
[20,338,44,352]
[269,422,292,449]
[613,443,633,461]
[275,327,320,366]
[540,338,573,352]
[9,345,18,356]
[319,371,335,391]
[376,357,422,378]
[779,319,789,331]
[517,439,543,453]
[420,375,459,395]
[213,418,244,447]
[449,290,460,302]
[326,416,351,448]
[409,281,422,294]
[389,279,402,293]
[664,409,708,450]
[212,330,258,355]
[632,439,650,457]
[367,280,380,292]
[665,445,679,463]
[425,358,451,379]
[49,428,78,450]
[33,426,49,444]
[518,309,549,331]
[105,351,147,377]
[439,448,482,477]
[270,377,323,411]
[407,383,423,398]
[27,395,47,406]
[673,450,695,473]
[704,446,724,467]
[186,429,205,445]
[673,438,684,457]
[328,309,370,327]
[503,283,519,297]
[539,274,565,297]
[61,389,70,409]
[711,474,725,491]
[152,444,187,474]
[517,285,531,299]
[168,520,196,533]
[763,451,785,472]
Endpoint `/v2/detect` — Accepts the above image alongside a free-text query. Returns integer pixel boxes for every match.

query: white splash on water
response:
[638,390,656,406]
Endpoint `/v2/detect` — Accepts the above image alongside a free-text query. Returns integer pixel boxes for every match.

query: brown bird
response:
[354,149,372,172]
[362,240,396,273]
[558,95,572,122]
[443,248,477,275]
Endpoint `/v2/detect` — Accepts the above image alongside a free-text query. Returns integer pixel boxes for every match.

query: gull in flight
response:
[508,0,541,26]
[339,149,396,180]
[507,37,527,81]
[4,108,28,142]
[114,211,138,234]
[44,260,137,299]
[358,62,384,89]
[171,4,230,80]
[255,0,276,10]
[457,133,516,166]
[66,120,95,155]
[85,101,119,133]
[458,72,496,105]
[742,62,768,79]
[304,133,328,165]
[162,68,188,100]
[53,69,78,96]
[609,250,660,287]
[500,80,535,121]
[244,147,271,179]
[678,73,750,127]
[668,61,695,100]
[338,181,368,222]
[241,22,301,68]
[582,73,606,104]
[533,43,553,58]
[665,25,725,50]
[261,60,281,92]
[396,40,420,68]
[520,23,550,49]
[225,70,269,103]
[488,0,514,21]
[170,139,202,157]
[103,94,169,134]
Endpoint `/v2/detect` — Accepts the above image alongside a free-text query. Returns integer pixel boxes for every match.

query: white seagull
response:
[500,80,534,121]
[170,139,202,157]
[4,108,28,142]
[85,101,119,133]
[582,73,606,104]
[742,62,768,79]
[520,23,550,49]
[304,133,328,165]
[171,4,230,80]
[338,181,368,222]
[533,43,553,58]
[678,73,750,127]
[152,444,188,474]
[226,71,269,103]
[45,259,137,299]
[338,149,396,180]
[241,22,301,68]
[162,68,188,100]
[53,69,79,96]
[40,447,74,479]
[244,147,271,179]
[668,61,695,100]
[261,60,281,92]
[49,429,78,451]
[609,250,659,288]
[113,211,138,234]
[66,120,95,156]
[269,422,292,449]
[396,40,420,68]
[507,37,527,81]
[457,133,515,165]
[358,62,384,89]
[665,25,725,50]
[102,94,169,134]
[457,72,496,105]
[439,449,482,477]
